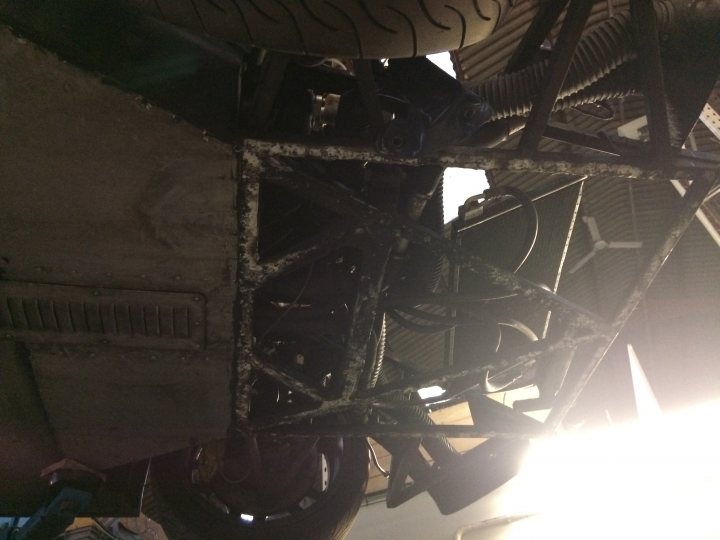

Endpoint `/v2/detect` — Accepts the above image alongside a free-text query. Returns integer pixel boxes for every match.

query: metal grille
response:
[0,282,205,350]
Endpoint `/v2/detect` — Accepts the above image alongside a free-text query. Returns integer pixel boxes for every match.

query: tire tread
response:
[142,438,369,540]
[130,0,507,58]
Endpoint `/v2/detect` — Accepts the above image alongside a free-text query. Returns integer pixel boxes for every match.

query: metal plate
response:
[0,282,206,350]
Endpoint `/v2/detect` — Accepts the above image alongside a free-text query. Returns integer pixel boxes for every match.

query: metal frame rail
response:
[234,138,718,438]
[231,0,720,443]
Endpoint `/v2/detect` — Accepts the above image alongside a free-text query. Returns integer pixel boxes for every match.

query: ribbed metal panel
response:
[0,282,205,350]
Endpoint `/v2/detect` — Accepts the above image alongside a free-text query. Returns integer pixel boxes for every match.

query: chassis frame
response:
[1,0,719,519]
[229,0,720,506]
[235,138,719,437]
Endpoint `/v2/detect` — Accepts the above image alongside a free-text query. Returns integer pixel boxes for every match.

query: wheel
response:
[143,435,369,540]
[127,0,508,58]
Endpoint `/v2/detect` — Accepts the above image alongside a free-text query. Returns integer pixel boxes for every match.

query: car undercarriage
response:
[1,1,720,539]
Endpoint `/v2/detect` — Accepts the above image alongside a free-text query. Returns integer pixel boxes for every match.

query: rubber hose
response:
[366,315,386,390]
[554,61,638,110]
[363,173,444,391]
[426,181,444,292]
[468,62,640,147]
[396,181,445,294]
[475,2,674,120]
[366,319,457,462]
[390,406,458,461]
[415,181,444,292]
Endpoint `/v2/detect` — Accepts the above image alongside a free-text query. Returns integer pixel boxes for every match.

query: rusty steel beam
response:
[237,137,719,440]
[254,423,542,439]
[256,153,608,334]
[249,355,326,403]
[362,334,600,403]
[630,0,672,158]
[243,139,720,182]
[250,334,600,431]
[256,220,352,284]
[233,152,262,426]
[252,400,360,428]
[506,0,570,73]
[519,0,593,152]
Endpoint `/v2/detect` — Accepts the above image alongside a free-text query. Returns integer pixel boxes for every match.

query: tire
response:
[127,0,508,58]
[143,437,369,540]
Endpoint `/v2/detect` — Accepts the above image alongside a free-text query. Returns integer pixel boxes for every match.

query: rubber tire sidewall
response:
[145,437,369,540]
[127,0,508,58]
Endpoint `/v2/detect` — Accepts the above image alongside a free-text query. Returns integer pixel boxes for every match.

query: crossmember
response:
[232,137,718,439]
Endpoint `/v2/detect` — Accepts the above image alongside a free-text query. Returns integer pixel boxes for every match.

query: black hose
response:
[467,62,639,147]
[398,180,445,294]
[367,439,390,478]
[365,316,457,463]
[554,61,639,110]
[366,315,386,390]
[460,186,538,273]
[489,187,538,273]
[388,403,458,461]
[419,180,444,292]
[475,2,674,120]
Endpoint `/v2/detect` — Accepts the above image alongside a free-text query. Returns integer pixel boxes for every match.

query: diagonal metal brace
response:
[547,175,719,427]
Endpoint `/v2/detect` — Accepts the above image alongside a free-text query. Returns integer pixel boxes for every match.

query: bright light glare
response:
[240,514,254,523]
[417,385,446,400]
[496,401,720,540]
[427,52,455,77]
[443,168,489,222]
[428,53,490,225]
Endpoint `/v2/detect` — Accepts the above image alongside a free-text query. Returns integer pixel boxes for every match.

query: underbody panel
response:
[2,0,719,529]
[0,27,237,478]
